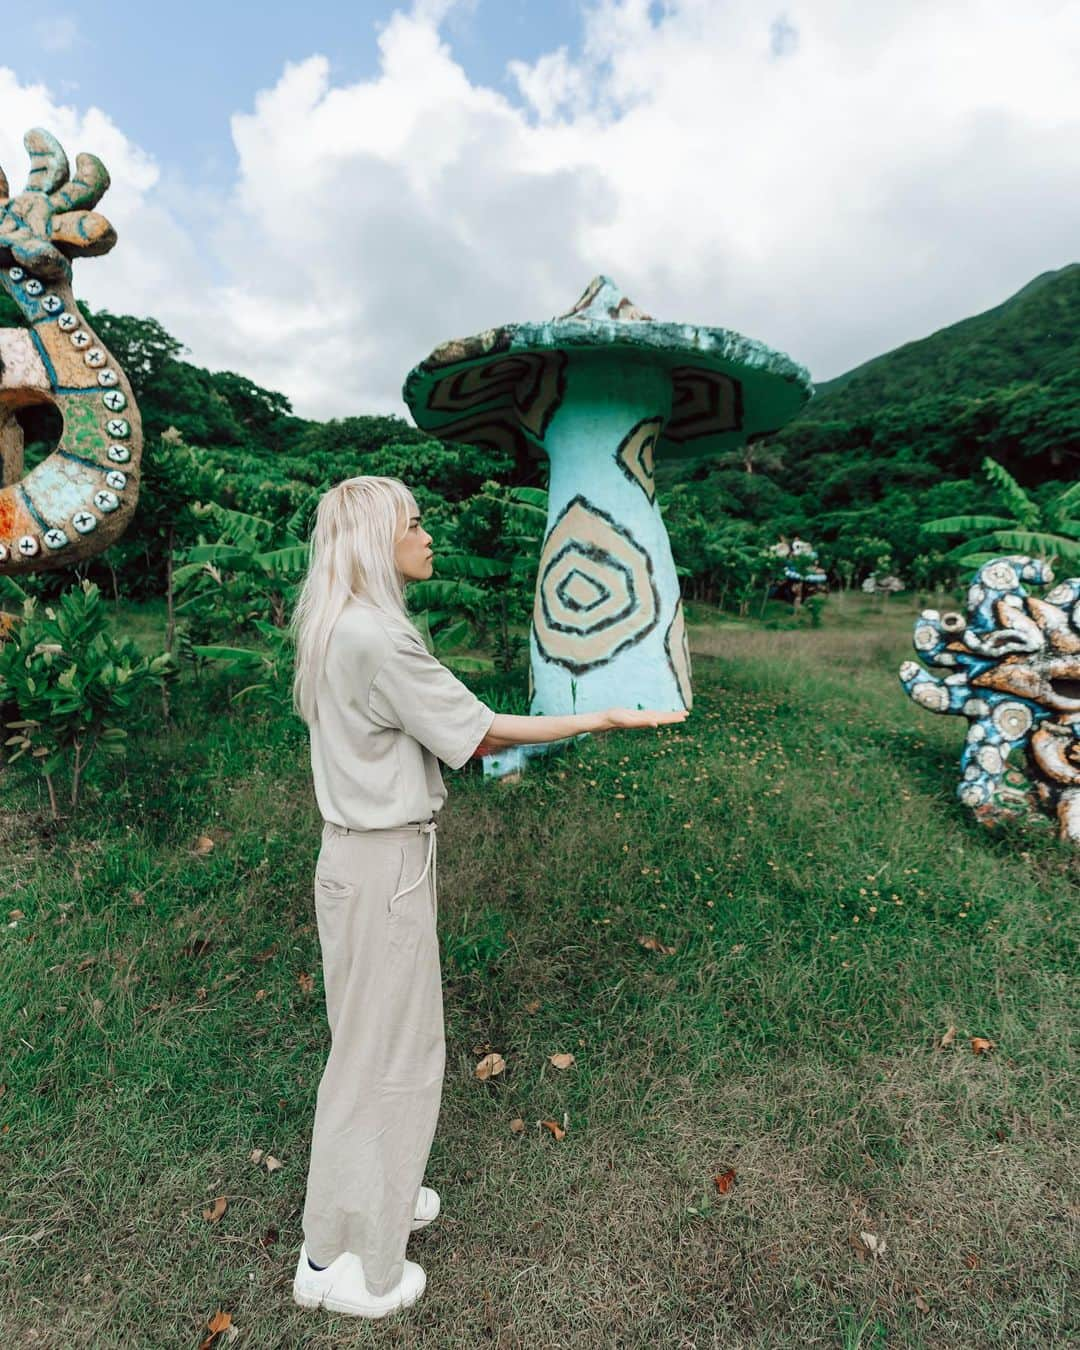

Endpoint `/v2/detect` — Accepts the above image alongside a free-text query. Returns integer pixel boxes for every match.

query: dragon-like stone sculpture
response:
[900,555,1080,843]
[0,128,140,573]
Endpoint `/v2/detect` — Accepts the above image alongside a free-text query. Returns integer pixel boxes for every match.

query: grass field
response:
[0,593,1075,1347]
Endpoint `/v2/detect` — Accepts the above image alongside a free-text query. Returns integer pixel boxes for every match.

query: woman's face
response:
[394,499,435,582]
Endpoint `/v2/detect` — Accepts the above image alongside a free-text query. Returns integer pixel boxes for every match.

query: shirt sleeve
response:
[368,639,497,769]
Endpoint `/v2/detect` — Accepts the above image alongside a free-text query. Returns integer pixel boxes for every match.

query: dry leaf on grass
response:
[509,1118,525,1134]
[638,935,677,955]
[297,972,314,995]
[264,1155,283,1173]
[203,1197,227,1223]
[860,1231,887,1257]
[198,1309,233,1349]
[713,1168,737,1194]
[914,1294,930,1313]
[939,1024,957,1049]
[474,1053,505,1081]
[523,999,542,1014]
[963,1252,980,1270]
[549,1053,575,1070]
[539,1118,566,1141]
[971,1037,996,1055]
[193,835,215,857]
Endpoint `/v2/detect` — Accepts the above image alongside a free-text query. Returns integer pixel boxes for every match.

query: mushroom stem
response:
[530,354,691,716]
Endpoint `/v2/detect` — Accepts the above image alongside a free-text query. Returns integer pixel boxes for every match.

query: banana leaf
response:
[1051,482,1080,516]
[406,579,488,609]
[179,544,260,570]
[190,645,268,667]
[506,486,549,513]
[982,457,1040,528]
[921,515,1017,535]
[946,531,1080,564]
[433,618,472,651]
[433,553,510,580]
[441,654,495,673]
[0,575,28,606]
[256,544,309,576]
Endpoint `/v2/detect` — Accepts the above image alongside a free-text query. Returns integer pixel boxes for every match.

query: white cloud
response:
[2,0,1079,424]
[0,68,224,361]
[34,16,80,55]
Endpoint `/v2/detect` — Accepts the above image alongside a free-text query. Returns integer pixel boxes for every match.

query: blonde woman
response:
[289,475,689,1319]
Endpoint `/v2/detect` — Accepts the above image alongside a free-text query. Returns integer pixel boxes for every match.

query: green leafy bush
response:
[0,581,175,816]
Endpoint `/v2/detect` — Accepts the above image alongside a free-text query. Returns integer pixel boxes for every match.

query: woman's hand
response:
[604,707,690,730]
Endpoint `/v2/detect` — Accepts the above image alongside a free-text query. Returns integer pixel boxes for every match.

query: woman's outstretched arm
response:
[474,707,688,755]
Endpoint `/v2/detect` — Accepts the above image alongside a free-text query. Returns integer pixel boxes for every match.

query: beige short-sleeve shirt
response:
[309,599,496,830]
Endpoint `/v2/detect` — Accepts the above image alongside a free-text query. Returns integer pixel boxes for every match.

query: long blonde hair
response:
[291,475,422,726]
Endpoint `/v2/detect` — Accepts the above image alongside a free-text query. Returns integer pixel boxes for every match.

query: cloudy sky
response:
[1,0,1077,420]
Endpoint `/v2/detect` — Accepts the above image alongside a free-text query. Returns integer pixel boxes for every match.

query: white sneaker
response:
[411,1185,440,1232]
[292,1244,426,1318]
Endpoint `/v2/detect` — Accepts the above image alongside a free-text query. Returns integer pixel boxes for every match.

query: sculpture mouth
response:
[1050,677,1080,702]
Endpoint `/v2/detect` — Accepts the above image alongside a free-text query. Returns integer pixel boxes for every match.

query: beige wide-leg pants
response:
[301,817,444,1295]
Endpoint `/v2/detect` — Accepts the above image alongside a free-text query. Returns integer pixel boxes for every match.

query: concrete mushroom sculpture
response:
[403,276,811,773]
[0,128,141,574]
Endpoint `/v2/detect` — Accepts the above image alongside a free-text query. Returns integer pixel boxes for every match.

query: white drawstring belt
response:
[388,818,438,914]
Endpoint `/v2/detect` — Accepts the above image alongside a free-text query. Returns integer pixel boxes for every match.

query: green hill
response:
[806,262,1079,420]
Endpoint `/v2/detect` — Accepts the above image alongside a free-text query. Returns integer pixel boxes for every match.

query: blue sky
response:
[0,0,1076,417]
[3,1,584,185]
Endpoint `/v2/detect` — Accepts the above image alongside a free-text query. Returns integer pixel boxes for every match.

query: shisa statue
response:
[0,128,140,574]
[404,276,811,774]
[900,554,1080,843]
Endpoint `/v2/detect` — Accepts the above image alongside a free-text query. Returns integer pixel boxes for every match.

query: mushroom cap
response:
[402,276,813,462]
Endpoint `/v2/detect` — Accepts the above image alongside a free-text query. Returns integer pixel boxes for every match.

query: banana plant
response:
[408,485,547,674]
[923,456,1080,569]
[173,501,307,637]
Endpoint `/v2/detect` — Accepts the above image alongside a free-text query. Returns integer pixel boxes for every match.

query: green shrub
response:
[0,581,175,816]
